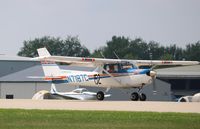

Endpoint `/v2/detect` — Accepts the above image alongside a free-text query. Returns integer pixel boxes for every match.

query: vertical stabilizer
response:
[50,83,57,94]
[37,48,51,57]
[37,48,62,77]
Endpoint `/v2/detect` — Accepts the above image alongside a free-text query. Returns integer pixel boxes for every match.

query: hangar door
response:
[0,83,36,99]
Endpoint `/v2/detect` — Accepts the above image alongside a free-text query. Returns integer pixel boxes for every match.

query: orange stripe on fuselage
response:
[44,76,67,81]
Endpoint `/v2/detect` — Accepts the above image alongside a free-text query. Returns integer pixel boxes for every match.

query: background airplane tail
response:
[37,48,62,77]
[50,83,57,94]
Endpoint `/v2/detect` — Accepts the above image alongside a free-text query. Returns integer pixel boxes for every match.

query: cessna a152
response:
[34,47,199,101]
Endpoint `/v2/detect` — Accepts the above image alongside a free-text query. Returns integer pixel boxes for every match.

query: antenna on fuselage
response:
[100,51,106,59]
[113,51,120,59]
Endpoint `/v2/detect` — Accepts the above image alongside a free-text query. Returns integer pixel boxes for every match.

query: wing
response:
[37,55,122,65]
[134,60,199,66]
[52,93,81,100]
[33,47,199,66]
[33,47,123,66]
[34,55,199,66]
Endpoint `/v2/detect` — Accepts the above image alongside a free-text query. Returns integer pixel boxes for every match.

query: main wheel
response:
[139,93,146,101]
[96,91,104,101]
[131,92,139,101]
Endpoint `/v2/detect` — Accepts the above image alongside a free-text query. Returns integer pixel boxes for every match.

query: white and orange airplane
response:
[33,47,199,101]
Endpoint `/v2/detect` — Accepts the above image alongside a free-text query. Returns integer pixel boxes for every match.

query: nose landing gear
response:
[131,92,139,101]
[130,86,147,101]
[139,93,146,101]
[130,92,146,101]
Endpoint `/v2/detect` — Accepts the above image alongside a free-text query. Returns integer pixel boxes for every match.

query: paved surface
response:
[0,99,200,113]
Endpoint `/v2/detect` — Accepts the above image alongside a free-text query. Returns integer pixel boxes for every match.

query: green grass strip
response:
[0,109,200,129]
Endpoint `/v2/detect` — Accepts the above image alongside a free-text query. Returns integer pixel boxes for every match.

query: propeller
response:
[150,67,157,95]
[152,73,157,95]
[149,49,157,95]
[149,52,157,95]
[146,67,157,95]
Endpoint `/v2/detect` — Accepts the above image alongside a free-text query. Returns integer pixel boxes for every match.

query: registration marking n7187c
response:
[67,74,89,83]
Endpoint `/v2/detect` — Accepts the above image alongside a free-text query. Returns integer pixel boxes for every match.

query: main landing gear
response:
[96,91,104,101]
[96,88,110,101]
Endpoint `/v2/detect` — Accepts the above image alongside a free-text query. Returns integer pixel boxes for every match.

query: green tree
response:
[91,36,130,59]
[128,38,149,59]
[104,36,130,59]
[91,47,106,58]
[185,41,200,61]
[18,36,90,57]
[92,36,149,59]
[161,53,174,60]
[148,41,163,60]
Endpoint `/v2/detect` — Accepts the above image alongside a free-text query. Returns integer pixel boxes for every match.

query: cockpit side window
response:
[82,89,88,92]
[105,65,110,71]
[103,63,136,73]
[104,64,119,73]
[114,64,119,72]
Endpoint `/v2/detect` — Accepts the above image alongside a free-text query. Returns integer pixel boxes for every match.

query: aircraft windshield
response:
[73,89,82,93]
[73,88,88,93]
[81,89,88,92]
[121,63,134,70]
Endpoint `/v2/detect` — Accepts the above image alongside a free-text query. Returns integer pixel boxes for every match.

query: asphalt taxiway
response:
[0,99,200,113]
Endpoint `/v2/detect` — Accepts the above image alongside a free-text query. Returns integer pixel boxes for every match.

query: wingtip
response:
[30,57,43,61]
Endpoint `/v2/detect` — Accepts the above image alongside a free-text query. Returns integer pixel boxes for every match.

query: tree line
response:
[18,35,200,61]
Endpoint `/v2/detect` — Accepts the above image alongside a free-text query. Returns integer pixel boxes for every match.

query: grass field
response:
[0,109,200,129]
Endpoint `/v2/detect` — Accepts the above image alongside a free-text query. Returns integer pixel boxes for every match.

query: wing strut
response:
[94,66,122,85]
[102,68,122,85]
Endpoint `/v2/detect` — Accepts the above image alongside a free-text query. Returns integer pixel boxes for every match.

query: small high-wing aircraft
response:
[34,47,199,101]
[50,83,111,100]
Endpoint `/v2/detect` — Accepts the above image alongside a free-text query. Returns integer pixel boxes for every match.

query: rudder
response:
[37,48,62,77]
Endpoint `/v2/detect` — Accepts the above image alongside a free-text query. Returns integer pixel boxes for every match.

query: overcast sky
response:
[0,0,199,55]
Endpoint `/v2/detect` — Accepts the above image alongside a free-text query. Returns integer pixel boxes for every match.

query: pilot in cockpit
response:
[105,64,118,73]
[108,65,114,73]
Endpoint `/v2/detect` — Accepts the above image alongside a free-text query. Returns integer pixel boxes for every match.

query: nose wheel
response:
[130,92,146,101]
[139,93,146,101]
